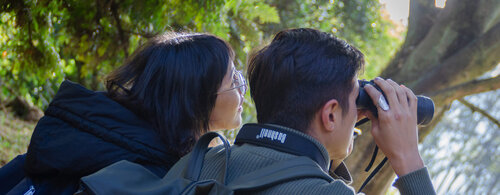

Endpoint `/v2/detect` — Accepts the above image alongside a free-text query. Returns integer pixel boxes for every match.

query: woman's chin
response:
[209,116,243,131]
[230,116,243,129]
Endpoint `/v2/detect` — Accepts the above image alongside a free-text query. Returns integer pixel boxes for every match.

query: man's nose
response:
[357,110,367,120]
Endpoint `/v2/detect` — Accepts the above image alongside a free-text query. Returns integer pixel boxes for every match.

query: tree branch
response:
[385,0,500,85]
[381,0,440,78]
[429,75,500,104]
[110,0,129,57]
[418,103,450,141]
[411,22,500,93]
[458,98,500,129]
[406,0,439,48]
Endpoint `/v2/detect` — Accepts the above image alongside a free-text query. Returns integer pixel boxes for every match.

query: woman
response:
[0,33,246,194]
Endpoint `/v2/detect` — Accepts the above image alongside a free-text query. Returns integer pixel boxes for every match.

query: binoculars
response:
[356,80,435,125]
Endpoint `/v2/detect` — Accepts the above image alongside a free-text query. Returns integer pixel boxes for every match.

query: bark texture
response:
[346,0,500,194]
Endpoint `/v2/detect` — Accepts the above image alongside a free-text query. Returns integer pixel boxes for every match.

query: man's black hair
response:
[247,28,364,133]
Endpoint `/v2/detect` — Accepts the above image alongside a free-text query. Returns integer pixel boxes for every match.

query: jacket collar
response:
[267,124,352,184]
[234,123,352,183]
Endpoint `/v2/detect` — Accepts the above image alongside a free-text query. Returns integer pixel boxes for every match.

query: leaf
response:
[253,3,280,24]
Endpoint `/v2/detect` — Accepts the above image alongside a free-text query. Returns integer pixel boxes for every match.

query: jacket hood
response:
[25,80,176,177]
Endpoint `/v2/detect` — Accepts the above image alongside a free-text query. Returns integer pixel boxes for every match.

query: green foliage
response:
[0,0,399,124]
[0,0,283,110]
[332,0,402,79]
[261,0,402,79]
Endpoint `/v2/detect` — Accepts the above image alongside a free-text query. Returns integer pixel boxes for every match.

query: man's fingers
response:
[363,84,385,114]
[387,79,408,109]
[373,78,399,108]
[403,85,418,112]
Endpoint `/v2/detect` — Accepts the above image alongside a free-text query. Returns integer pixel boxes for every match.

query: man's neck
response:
[330,159,342,171]
[306,123,343,170]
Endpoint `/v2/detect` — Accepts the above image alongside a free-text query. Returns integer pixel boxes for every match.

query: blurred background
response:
[0,0,498,194]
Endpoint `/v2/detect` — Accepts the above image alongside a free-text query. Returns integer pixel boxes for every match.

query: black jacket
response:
[0,80,178,194]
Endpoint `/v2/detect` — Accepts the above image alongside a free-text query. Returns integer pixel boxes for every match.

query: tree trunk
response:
[346,0,500,194]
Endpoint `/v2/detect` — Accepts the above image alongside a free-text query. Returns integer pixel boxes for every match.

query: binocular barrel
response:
[356,80,435,125]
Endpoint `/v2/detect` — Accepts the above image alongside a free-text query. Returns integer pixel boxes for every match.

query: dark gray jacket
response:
[167,124,436,194]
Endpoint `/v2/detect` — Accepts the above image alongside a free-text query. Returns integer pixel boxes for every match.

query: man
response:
[168,28,436,194]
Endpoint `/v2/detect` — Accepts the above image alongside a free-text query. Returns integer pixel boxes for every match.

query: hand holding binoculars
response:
[356,80,434,125]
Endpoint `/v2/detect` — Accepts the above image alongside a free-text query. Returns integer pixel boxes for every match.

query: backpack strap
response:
[185,132,231,185]
[79,132,232,195]
[228,156,333,191]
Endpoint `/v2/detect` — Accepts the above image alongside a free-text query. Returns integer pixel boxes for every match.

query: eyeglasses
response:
[217,70,247,95]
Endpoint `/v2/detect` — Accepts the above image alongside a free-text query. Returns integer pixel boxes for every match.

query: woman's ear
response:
[321,99,339,132]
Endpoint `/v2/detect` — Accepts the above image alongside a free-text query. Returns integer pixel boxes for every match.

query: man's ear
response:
[321,99,339,132]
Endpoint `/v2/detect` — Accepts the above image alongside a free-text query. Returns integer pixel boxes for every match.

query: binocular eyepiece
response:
[356,80,435,125]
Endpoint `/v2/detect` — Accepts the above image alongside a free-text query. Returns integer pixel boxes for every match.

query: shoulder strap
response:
[228,156,333,191]
[185,132,231,185]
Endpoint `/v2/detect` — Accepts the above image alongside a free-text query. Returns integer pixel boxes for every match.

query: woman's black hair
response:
[106,32,234,157]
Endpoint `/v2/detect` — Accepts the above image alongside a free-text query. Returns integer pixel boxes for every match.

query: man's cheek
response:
[347,138,354,155]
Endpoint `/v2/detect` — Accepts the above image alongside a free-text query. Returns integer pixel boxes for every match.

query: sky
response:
[379,0,410,25]
[379,0,447,25]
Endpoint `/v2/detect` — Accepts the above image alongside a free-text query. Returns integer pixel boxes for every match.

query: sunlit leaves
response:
[0,0,281,109]
[0,0,399,112]
[258,0,401,79]
[227,0,280,24]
